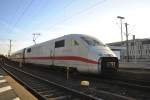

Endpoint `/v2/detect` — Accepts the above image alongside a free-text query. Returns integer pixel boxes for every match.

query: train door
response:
[54,39,66,66]
[71,39,80,56]
[22,48,26,63]
[70,38,89,72]
[50,41,55,65]
[70,38,85,64]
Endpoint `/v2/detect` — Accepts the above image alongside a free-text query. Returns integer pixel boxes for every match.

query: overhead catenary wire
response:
[64,0,75,15]
[48,0,107,30]
[2,0,35,55]
[5,0,35,36]
[64,0,75,9]
[1,0,23,35]
[12,0,35,27]
[9,0,23,25]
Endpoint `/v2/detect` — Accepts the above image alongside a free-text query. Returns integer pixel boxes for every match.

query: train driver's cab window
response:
[81,37,104,46]
[72,40,79,46]
[27,48,31,53]
[55,40,65,48]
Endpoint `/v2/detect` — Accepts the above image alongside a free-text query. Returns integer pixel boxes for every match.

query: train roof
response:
[27,34,93,47]
[11,34,100,55]
[11,49,24,55]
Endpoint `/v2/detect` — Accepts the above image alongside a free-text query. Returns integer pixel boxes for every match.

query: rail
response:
[1,63,100,100]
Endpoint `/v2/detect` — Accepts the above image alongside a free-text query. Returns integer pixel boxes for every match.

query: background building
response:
[107,38,150,62]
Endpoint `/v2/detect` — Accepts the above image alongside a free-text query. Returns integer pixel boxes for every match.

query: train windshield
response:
[81,36,105,46]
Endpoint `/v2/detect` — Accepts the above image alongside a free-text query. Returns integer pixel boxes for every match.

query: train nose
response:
[100,57,119,72]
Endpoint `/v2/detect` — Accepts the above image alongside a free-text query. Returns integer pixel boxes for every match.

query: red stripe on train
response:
[12,56,98,64]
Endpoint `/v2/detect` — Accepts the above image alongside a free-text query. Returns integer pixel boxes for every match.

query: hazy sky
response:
[0,0,150,55]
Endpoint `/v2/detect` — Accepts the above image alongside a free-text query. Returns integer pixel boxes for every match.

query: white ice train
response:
[10,34,119,74]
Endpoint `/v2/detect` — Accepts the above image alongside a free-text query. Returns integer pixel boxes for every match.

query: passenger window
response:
[55,40,65,48]
[73,40,79,46]
[27,48,31,53]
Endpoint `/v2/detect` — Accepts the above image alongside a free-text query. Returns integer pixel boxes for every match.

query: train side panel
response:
[25,40,54,65]
[10,50,24,63]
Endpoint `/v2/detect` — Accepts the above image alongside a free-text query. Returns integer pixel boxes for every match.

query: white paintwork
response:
[0,79,6,83]
[13,97,21,100]
[0,86,12,93]
[10,34,117,74]
[113,51,120,60]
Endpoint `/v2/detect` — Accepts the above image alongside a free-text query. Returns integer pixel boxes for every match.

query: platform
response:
[0,67,37,100]
[0,67,20,100]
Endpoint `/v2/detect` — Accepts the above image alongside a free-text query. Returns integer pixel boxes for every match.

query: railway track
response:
[1,61,140,100]
[99,72,150,90]
[1,63,100,100]
[2,61,150,100]
[79,73,150,100]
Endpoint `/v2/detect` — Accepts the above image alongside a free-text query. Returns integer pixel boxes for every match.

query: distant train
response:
[10,34,119,74]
